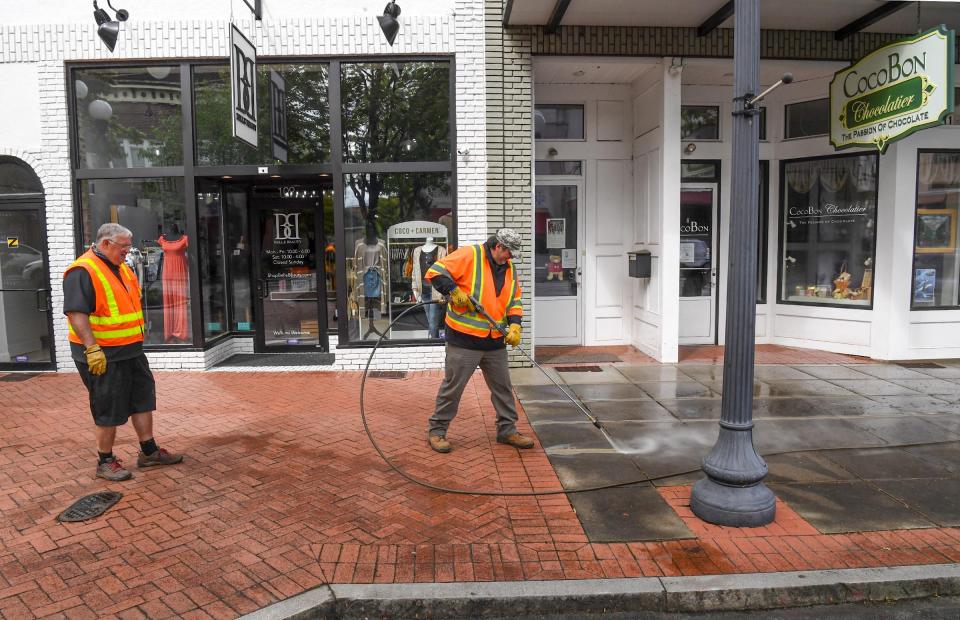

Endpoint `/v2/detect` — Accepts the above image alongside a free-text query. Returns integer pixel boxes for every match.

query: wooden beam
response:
[697,1,734,37]
[545,0,573,35]
[835,1,911,41]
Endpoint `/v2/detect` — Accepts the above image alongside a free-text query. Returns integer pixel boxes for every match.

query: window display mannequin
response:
[158,224,190,343]
[354,225,387,338]
[411,236,448,338]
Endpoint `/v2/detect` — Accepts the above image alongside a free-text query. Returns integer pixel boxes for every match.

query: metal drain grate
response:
[0,373,38,382]
[369,370,407,379]
[57,491,122,523]
[555,365,603,373]
[897,362,945,369]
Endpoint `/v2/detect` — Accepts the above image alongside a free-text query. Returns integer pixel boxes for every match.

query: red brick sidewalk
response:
[1,369,958,619]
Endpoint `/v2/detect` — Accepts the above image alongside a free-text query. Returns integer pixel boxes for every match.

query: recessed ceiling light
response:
[221,175,232,179]
[270,174,281,179]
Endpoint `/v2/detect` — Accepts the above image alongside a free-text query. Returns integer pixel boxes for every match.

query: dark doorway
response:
[0,158,55,370]
[250,183,330,352]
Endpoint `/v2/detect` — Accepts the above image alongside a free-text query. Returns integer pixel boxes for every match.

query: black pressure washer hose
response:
[359,299,959,497]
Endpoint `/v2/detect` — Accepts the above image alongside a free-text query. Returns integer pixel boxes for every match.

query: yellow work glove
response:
[505,323,522,347]
[448,288,475,311]
[85,344,107,376]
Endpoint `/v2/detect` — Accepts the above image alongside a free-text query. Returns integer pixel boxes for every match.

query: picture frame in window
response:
[915,208,957,253]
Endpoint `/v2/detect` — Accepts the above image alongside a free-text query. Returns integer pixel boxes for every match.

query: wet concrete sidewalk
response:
[0,350,959,619]
[513,359,960,542]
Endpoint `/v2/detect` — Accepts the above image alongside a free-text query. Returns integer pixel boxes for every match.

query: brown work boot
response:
[428,435,451,453]
[96,458,132,481]
[497,433,535,449]
[137,448,183,468]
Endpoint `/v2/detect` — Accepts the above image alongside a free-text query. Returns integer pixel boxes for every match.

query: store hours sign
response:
[830,26,955,154]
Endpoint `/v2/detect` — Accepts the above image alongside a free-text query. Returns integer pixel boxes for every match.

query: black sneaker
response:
[137,448,183,468]
[96,458,133,481]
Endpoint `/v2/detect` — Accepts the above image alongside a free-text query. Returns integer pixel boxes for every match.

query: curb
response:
[239,563,960,619]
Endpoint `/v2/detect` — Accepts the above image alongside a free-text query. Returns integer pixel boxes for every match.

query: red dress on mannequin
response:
[159,234,190,342]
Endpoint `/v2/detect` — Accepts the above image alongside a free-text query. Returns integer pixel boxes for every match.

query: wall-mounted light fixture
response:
[684,143,697,154]
[378,2,402,46]
[92,0,128,52]
[546,147,558,158]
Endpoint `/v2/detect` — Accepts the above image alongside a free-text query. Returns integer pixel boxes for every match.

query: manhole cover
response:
[0,373,38,382]
[57,491,122,523]
[897,362,945,369]
[555,365,603,373]
[369,370,407,379]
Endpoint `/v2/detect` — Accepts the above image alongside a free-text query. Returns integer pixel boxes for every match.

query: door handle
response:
[36,289,48,311]
[258,280,268,299]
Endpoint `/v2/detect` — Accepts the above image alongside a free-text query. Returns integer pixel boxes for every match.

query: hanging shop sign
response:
[830,26,955,154]
[269,70,288,163]
[230,23,258,148]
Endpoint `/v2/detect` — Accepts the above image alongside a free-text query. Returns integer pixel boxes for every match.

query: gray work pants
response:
[428,344,519,439]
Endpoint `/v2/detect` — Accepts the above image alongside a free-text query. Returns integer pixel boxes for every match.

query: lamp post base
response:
[690,477,776,527]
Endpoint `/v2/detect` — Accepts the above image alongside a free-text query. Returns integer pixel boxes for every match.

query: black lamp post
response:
[689,0,776,527]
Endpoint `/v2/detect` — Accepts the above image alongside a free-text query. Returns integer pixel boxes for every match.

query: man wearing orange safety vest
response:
[63,223,182,481]
[424,228,535,453]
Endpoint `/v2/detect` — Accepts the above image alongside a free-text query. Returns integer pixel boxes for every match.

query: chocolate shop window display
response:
[780,155,878,307]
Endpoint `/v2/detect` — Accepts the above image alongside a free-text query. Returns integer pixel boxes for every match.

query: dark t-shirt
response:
[63,250,142,362]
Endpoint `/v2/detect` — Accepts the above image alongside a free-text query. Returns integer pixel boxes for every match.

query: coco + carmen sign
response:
[830,26,955,154]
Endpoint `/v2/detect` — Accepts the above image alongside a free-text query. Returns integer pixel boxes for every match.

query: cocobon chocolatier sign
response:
[830,26,955,154]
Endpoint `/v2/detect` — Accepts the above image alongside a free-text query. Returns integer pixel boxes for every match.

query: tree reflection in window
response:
[192,64,330,166]
[341,62,450,163]
[74,66,183,169]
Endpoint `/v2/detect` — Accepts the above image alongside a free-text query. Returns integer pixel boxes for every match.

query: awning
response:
[504,0,960,39]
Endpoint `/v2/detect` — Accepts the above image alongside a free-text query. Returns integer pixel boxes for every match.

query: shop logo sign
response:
[275,212,301,241]
[269,70,288,163]
[830,26,955,154]
[680,220,710,233]
[230,24,258,148]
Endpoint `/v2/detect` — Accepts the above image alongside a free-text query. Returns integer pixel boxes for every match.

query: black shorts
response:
[75,354,157,427]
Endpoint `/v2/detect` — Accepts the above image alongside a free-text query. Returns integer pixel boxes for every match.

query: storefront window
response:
[911,151,960,309]
[681,105,720,140]
[196,180,227,339]
[534,104,584,140]
[784,98,829,139]
[79,178,193,344]
[74,66,183,169]
[343,172,453,342]
[342,62,450,163]
[193,63,330,166]
[779,154,877,307]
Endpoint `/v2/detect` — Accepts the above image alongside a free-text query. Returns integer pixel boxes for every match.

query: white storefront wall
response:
[681,60,960,360]
[533,54,959,362]
[0,0,491,371]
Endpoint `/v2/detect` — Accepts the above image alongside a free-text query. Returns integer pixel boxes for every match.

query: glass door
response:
[0,206,55,368]
[533,181,582,345]
[678,185,718,344]
[252,188,326,351]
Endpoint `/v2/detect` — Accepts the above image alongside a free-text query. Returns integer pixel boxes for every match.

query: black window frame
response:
[66,55,457,352]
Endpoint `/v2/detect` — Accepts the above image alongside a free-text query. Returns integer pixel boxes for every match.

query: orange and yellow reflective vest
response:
[425,243,522,338]
[65,249,145,347]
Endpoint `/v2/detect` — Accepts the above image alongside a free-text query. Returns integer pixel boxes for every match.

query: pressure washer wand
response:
[466,294,614,437]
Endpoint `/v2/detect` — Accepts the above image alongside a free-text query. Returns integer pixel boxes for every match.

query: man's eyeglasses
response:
[106,239,133,250]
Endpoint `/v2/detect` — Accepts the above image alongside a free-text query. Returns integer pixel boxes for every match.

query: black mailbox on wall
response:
[628,250,651,278]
